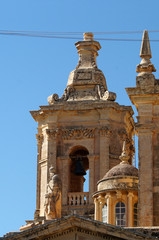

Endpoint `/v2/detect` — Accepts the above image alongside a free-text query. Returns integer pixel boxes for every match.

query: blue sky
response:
[0,0,159,237]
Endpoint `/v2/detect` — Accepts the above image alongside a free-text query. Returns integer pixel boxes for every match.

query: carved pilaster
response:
[35,133,44,218]
[99,126,111,178]
[127,192,134,227]
[46,129,58,171]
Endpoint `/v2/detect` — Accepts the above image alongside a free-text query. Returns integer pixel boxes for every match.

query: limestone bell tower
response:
[126,30,159,226]
[31,32,135,220]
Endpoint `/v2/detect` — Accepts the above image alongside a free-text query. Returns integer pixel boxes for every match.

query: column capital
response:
[98,195,105,205]
[36,134,43,145]
[46,128,58,141]
[128,192,134,198]
[99,126,111,137]
[94,197,98,204]
[105,193,113,200]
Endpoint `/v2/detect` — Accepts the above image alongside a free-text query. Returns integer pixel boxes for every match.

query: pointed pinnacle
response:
[120,141,129,164]
[136,30,156,73]
[140,30,152,59]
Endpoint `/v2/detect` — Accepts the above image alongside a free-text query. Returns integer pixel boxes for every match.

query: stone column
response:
[94,198,99,221]
[138,129,153,226]
[127,192,134,227]
[106,194,113,224]
[98,195,105,221]
[99,127,110,179]
[61,157,71,205]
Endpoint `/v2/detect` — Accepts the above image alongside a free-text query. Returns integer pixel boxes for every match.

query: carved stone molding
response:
[47,84,116,104]
[61,128,95,140]
[118,128,128,140]
[104,181,138,191]
[99,126,111,137]
[46,129,58,140]
[36,134,43,145]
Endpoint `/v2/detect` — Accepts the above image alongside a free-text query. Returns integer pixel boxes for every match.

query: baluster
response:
[81,194,84,205]
[71,196,73,205]
[73,195,76,205]
[77,195,80,205]
[86,194,89,204]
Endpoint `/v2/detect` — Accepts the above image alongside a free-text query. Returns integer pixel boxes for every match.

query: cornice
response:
[30,100,134,121]
[2,215,150,240]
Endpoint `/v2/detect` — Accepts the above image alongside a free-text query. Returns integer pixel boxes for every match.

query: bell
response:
[74,156,86,176]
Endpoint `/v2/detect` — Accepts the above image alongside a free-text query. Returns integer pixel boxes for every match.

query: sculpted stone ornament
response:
[47,32,117,104]
[61,127,95,140]
[44,167,62,220]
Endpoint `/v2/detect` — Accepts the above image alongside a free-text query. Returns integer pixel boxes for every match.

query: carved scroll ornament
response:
[61,128,95,140]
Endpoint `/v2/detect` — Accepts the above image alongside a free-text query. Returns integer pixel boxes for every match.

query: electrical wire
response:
[1,29,159,35]
[0,30,159,41]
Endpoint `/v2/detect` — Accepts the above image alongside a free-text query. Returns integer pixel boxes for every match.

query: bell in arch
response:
[74,156,86,176]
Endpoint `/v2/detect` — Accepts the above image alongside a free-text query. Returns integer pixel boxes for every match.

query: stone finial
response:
[75,32,101,69]
[119,141,129,164]
[83,32,94,41]
[136,30,156,74]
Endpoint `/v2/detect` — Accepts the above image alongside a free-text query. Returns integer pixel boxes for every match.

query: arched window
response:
[115,202,126,227]
[69,146,89,193]
[102,204,108,223]
[133,203,138,226]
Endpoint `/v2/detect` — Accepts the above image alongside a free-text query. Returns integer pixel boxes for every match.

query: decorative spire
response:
[140,30,152,58]
[136,30,156,74]
[75,32,101,69]
[47,32,117,103]
[119,141,129,164]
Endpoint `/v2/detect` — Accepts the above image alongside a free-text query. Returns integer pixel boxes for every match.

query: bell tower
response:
[126,30,159,226]
[31,33,135,220]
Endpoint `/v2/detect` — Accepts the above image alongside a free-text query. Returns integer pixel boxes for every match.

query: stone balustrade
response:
[68,192,89,206]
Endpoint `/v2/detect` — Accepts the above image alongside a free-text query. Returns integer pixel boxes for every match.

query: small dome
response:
[103,163,138,179]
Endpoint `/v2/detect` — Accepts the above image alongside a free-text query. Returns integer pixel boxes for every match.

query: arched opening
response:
[84,169,89,192]
[115,202,126,227]
[133,202,138,226]
[69,146,89,193]
[102,204,108,223]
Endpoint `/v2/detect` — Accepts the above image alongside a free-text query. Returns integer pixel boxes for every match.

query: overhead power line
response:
[1,29,159,35]
[0,30,159,42]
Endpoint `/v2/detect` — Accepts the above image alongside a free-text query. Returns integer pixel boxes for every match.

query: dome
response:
[103,162,138,179]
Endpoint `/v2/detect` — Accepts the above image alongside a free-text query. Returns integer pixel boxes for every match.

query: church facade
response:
[2,31,159,239]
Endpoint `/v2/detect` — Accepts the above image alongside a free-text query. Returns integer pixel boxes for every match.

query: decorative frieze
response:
[61,128,95,140]
[103,181,138,191]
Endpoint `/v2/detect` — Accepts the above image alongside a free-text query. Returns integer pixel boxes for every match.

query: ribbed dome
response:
[103,163,138,179]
